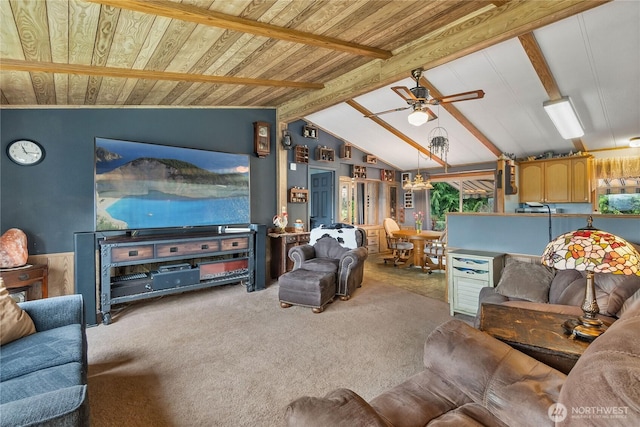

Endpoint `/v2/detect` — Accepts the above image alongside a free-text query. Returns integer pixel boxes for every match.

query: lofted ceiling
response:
[304,0,640,172]
[1,0,638,174]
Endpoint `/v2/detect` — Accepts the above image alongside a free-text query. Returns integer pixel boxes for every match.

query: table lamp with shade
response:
[541,216,640,340]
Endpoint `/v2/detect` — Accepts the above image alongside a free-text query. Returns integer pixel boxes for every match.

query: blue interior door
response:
[310,171,334,228]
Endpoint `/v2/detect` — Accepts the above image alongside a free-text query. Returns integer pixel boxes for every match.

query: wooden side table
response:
[478,303,607,374]
[268,232,310,280]
[0,263,48,300]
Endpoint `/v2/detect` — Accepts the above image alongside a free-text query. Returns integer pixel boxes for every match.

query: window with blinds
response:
[595,157,640,214]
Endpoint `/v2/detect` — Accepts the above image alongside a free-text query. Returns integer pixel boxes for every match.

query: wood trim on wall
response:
[28,252,75,297]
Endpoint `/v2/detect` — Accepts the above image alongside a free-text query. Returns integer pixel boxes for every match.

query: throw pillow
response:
[618,288,640,318]
[0,279,36,345]
[594,273,640,316]
[495,260,556,303]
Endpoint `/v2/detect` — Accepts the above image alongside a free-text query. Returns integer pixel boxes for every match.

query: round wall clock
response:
[7,139,45,166]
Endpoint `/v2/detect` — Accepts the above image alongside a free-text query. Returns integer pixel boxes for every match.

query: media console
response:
[98,230,254,325]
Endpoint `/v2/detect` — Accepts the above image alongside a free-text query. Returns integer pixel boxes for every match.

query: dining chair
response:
[382,218,413,266]
[423,228,447,272]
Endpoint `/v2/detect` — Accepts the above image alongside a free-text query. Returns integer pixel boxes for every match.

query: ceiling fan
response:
[365,68,485,126]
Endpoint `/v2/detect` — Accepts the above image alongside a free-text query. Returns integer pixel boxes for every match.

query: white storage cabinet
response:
[447,249,505,316]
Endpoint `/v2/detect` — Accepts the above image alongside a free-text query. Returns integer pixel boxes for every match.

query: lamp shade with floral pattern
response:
[541,228,640,276]
[541,218,640,339]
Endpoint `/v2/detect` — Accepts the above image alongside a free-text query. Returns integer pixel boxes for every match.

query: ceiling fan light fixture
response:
[543,96,584,139]
[629,137,640,148]
[408,109,430,126]
[407,106,437,126]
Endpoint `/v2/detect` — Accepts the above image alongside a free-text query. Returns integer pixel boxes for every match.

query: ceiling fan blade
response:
[424,107,438,122]
[364,105,411,118]
[428,89,485,105]
[391,86,419,102]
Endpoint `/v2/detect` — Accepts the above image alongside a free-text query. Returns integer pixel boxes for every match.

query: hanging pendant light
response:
[403,149,433,191]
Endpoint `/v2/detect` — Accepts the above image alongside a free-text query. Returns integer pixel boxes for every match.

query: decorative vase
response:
[416,223,422,233]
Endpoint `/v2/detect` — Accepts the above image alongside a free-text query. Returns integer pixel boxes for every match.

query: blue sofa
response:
[0,295,89,427]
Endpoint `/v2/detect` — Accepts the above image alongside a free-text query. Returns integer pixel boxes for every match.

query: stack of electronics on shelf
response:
[110,259,250,299]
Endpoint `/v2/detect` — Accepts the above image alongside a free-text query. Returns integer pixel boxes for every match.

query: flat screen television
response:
[94,137,250,231]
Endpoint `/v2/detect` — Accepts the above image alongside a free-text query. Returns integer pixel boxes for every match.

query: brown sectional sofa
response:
[474,256,640,327]
[285,300,640,426]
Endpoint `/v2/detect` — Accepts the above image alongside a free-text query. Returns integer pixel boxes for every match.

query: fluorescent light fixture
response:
[543,97,584,139]
[629,137,640,148]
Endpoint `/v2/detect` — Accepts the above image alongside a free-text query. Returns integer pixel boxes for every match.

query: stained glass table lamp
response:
[541,216,640,340]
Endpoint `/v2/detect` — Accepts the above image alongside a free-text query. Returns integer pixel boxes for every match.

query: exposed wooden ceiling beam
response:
[278,0,609,122]
[518,33,562,100]
[0,59,325,89]
[518,32,586,152]
[345,99,447,167]
[430,170,496,181]
[420,78,503,158]
[85,0,392,60]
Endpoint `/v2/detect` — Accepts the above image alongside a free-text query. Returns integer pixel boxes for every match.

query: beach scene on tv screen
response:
[95,138,250,231]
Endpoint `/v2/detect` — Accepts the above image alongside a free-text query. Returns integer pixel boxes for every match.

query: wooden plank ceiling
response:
[0,0,606,114]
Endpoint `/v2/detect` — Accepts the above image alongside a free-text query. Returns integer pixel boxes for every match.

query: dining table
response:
[391,229,444,270]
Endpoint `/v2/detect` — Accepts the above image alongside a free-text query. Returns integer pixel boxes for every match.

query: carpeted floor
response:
[86,257,453,426]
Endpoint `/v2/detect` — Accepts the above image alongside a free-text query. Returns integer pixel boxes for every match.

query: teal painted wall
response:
[1,108,277,254]
[448,213,640,256]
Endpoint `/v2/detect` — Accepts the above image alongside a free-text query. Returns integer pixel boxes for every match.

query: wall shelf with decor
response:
[293,145,309,163]
[364,154,377,164]
[288,187,309,203]
[340,143,352,159]
[352,165,367,179]
[302,124,318,139]
[315,146,335,162]
[269,232,311,280]
[380,169,395,182]
[404,192,414,209]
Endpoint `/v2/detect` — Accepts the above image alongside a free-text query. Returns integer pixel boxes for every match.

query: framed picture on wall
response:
[404,192,413,209]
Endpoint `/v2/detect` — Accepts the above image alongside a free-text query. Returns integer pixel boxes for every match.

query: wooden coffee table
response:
[478,303,611,374]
